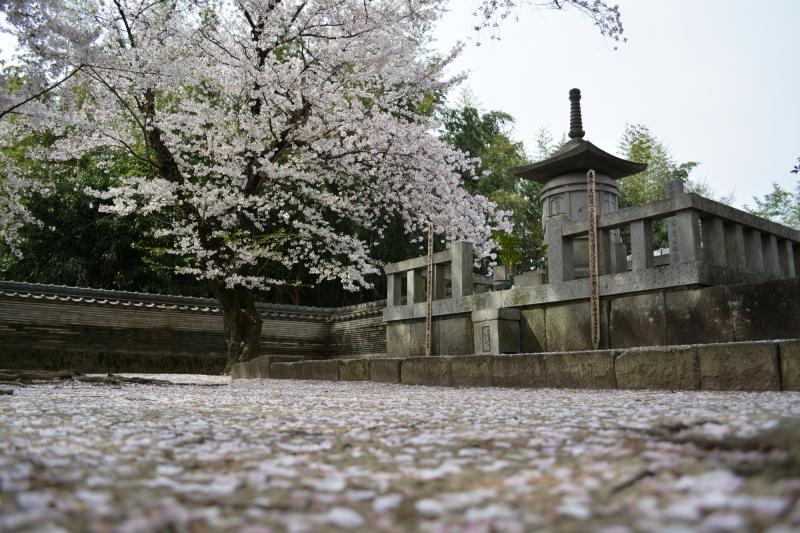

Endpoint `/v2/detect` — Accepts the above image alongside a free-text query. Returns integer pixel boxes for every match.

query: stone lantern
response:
[512,89,647,277]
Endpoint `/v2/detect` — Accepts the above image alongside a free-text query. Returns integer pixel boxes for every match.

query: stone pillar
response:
[546,217,574,283]
[387,273,402,306]
[630,219,654,271]
[743,229,764,274]
[610,237,629,274]
[432,264,446,299]
[775,238,797,279]
[596,228,612,275]
[702,217,726,266]
[762,234,780,278]
[666,179,685,261]
[794,242,800,278]
[785,240,798,278]
[724,223,746,272]
[407,269,425,304]
[451,241,473,298]
[672,210,701,264]
[471,308,520,355]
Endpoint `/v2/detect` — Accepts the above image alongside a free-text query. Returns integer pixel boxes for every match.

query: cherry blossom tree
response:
[0,0,513,372]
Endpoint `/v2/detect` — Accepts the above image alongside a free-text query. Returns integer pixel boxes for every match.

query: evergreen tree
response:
[618,124,699,208]
[441,103,550,270]
[745,178,800,229]
[0,139,209,296]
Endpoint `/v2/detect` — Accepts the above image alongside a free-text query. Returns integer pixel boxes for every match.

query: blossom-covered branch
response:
[0,0,511,293]
[474,0,625,46]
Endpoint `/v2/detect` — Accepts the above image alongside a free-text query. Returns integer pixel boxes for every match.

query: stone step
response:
[233,339,800,392]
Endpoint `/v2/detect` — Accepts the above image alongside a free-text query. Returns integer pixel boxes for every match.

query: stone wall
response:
[386,278,800,356]
[329,307,388,359]
[0,281,385,373]
[386,315,474,358]
[530,278,800,351]
[4,276,797,374]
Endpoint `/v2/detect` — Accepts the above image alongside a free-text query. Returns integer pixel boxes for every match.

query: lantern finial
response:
[568,88,585,140]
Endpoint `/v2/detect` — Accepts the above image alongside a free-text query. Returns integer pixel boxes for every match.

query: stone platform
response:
[232,339,800,391]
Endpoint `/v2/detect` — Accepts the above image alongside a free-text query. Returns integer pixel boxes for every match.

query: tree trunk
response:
[209,281,263,374]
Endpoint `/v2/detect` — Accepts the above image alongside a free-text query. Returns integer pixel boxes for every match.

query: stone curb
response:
[367,359,401,383]
[543,350,617,389]
[230,355,303,379]
[243,339,799,391]
[340,359,369,381]
[781,340,800,391]
[697,341,780,391]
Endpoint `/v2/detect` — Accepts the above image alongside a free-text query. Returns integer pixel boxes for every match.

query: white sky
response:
[434,0,800,207]
[1,2,797,207]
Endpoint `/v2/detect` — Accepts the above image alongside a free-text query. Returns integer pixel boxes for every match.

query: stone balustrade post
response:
[794,243,800,277]
[672,210,701,264]
[386,273,402,307]
[407,269,426,304]
[743,229,764,274]
[451,241,474,298]
[546,217,574,282]
[763,234,781,278]
[777,239,795,279]
[702,217,726,266]
[432,264,446,299]
[786,241,798,278]
[597,228,612,275]
[792,242,800,278]
[610,233,629,273]
[665,179,685,261]
[629,219,654,271]
[724,223,746,272]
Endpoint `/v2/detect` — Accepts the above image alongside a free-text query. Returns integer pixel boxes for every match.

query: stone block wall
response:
[386,278,799,356]
[330,307,388,359]
[386,315,473,357]
[3,276,797,374]
[523,279,800,352]
[0,281,386,373]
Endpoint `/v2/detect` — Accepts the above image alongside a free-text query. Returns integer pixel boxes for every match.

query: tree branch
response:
[113,0,137,48]
[0,66,83,121]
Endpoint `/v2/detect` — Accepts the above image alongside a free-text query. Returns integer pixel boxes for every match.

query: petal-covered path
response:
[1,377,800,532]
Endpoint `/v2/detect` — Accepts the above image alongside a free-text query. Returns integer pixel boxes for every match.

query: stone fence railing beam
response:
[556,189,799,284]
[384,241,476,307]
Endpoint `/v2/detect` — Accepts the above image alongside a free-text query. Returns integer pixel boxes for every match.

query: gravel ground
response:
[1,376,800,532]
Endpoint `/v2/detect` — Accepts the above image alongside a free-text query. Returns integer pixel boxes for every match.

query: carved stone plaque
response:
[481,326,491,353]
[549,194,564,217]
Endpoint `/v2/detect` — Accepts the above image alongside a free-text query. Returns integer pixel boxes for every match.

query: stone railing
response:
[383,241,475,307]
[382,185,799,357]
[384,186,799,321]
[548,184,800,284]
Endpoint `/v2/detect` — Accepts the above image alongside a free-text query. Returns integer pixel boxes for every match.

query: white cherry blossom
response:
[0,0,511,292]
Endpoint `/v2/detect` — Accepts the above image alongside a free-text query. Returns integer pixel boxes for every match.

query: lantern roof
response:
[512,89,647,184]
